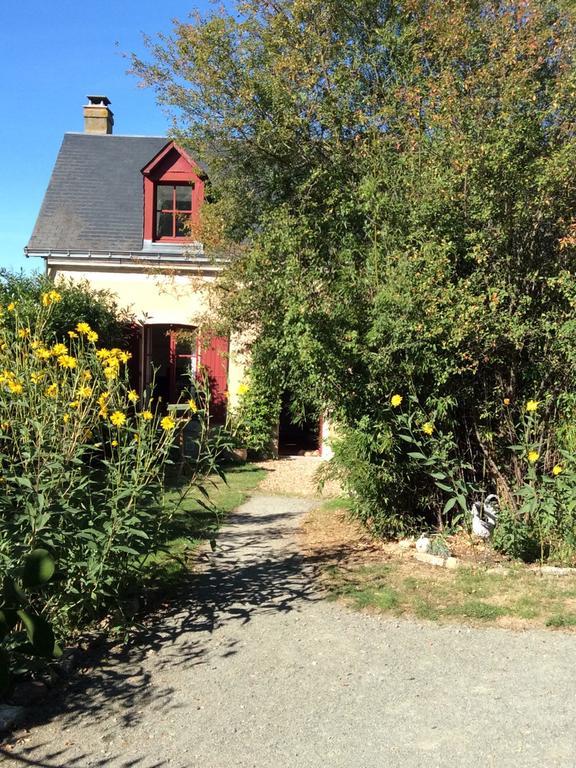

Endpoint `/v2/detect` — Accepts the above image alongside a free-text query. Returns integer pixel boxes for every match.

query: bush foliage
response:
[136,0,576,556]
[0,287,224,649]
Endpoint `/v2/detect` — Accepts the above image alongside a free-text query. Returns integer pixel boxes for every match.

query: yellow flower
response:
[390,394,403,408]
[18,328,30,338]
[36,347,51,360]
[7,302,15,312]
[526,400,539,412]
[69,400,79,409]
[160,415,176,431]
[41,290,62,307]
[8,380,23,395]
[78,385,93,398]
[111,439,118,447]
[552,464,563,476]
[104,366,117,380]
[82,370,92,380]
[422,422,435,436]
[503,398,510,406]
[141,410,153,421]
[188,399,198,413]
[51,343,68,357]
[118,351,131,364]
[30,372,44,384]
[45,383,58,398]
[63,414,70,424]
[96,348,111,360]
[86,330,99,343]
[133,434,140,443]
[76,322,91,334]
[110,411,126,427]
[528,450,540,464]
[237,382,249,396]
[127,390,139,403]
[97,392,110,408]
[67,331,78,339]
[58,355,77,369]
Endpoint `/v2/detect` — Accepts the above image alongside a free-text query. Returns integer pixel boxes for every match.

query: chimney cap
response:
[86,95,111,106]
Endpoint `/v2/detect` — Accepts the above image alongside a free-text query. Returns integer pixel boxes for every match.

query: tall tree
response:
[135,0,576,531]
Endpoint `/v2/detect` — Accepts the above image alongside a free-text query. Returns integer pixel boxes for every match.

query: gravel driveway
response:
[3,493,576,767]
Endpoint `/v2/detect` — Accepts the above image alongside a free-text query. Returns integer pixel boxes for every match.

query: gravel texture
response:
[3,493,576,767]
[255,456,341,498]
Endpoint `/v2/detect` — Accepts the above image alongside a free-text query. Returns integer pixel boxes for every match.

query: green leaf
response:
[17,609,62,659]
[21,549,55,588]
[443,497,457,514]
[407,452,427,460]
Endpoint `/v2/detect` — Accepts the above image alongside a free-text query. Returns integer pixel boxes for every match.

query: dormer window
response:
[141,141,205,246]
[156,183,193,240]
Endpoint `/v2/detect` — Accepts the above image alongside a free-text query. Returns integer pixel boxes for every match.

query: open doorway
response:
[278,392,320,456]
[143,325,198,407]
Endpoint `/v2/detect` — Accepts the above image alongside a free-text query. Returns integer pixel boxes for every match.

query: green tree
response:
[135,0,576,534]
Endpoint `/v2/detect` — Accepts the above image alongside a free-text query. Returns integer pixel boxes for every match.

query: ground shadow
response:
[1,497,349,767]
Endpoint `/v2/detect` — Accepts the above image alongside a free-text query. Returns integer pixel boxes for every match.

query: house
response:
[26,95,332,454]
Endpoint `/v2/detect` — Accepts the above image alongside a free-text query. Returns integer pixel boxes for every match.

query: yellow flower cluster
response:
[526,400,539,412]
[75,322,98,343]
[96,348,131,380]
[98,392,110,418]
[422,422,435,436]
[58,355,77,369]
[0,370,23,395]
[41,290,62,307]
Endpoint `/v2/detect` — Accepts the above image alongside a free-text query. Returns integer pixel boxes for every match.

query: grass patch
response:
[326,562,576,630]
[320,496,354,512]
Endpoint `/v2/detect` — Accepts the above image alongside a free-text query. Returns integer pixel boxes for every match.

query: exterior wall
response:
[49,265,247,407]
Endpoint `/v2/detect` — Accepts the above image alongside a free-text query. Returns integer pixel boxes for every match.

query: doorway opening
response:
[143,325,198,408]
[278,392,320,456]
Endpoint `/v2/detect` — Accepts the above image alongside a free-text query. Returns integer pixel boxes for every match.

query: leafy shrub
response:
[231,372,280,458]
[0,290,224,637]
[0,269,131,348]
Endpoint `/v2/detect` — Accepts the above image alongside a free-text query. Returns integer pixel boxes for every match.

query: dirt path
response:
[3,491,576,767]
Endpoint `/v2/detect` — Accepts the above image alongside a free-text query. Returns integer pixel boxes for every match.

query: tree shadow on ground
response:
[1,498,348,768]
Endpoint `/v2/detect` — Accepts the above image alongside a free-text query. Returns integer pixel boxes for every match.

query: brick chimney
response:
[83,95,114,135]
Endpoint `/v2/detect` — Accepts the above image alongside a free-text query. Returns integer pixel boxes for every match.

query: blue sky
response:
[0,0,208,274]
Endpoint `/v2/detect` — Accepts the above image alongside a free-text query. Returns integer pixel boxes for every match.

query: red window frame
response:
[155,183,193,241]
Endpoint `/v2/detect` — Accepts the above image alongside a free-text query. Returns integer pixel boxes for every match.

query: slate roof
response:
[27,133,169,253]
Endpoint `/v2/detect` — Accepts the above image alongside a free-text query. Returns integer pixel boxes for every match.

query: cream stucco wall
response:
[50,265,248,406]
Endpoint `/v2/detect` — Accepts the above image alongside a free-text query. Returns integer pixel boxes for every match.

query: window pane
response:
[175,213,190,237]
[156,186,173,210]
[175,185,193,211]
[156,211,173,238]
